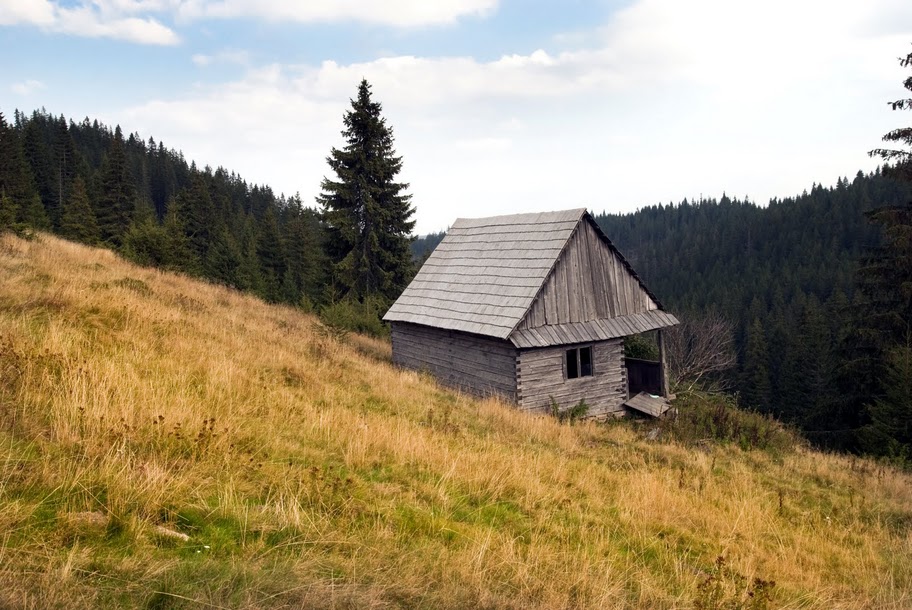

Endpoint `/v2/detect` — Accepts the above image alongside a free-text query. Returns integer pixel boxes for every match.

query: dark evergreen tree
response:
[0,193,16,231]
[740,317,771,412]
[178,173,215,264]
[17,194,49,229]
[60,176,99,244]
[859,343,912,459]
[797,297,838,427]
[317,79,415,305]
[235,215,265,295]
[0,111,39,216]
[95,126,135,246]
[52,114,81,221]
[22,114,56,225]
[857,45,912,456]
[206,226,245,288]
[256,206,286,302]
[281,196,328,306]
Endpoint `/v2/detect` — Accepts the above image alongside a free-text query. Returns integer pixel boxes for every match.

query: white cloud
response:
[11,79,46,95]
[116,0,910,232]
[0,0,55,26]
[55,5,179,44]
[192,49,249,67]
[174,0,497,27]
[2,0,498,47]
[0,0,179,44]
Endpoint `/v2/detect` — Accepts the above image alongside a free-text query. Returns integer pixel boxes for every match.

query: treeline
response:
[593,171,912,456]
[0,108,327,308]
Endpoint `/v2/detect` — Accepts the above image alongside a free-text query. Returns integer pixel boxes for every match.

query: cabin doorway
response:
[625,358,663,396]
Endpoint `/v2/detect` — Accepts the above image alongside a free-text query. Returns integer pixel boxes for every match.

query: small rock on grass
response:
[152,525,190,542]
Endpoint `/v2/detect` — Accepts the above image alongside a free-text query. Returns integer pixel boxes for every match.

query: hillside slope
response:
[1,233,911,609]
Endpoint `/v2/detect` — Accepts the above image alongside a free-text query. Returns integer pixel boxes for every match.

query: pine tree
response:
[52,115,81,225]
[317,79,415,306]
[857,44,912,456]
[121,198,167,267]
[740,317,772,412]
[0,111,39,215]
[22,114,55,224]
[256,206,286,302]
[96,125,135,246]
[859,343,912,459]
[18,194,49,230]
[159,193,200,275]
[0,192,16,232]
[281,200,327,307]
[60,176,99,244]
[178,173,215,262]
[206,226,244,288]
[235,215,265,295]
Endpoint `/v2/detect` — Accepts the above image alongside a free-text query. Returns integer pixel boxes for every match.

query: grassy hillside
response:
[1,233,911,609]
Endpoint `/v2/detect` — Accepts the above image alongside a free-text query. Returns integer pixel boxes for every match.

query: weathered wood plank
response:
[517,338,627,417]
[392,323,517,400]
[393,335,516,373]
[513,217,665,334]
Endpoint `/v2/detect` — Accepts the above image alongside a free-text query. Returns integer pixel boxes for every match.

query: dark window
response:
[566,349,578,378]
[566,346,593,379]
[580,346,592,376]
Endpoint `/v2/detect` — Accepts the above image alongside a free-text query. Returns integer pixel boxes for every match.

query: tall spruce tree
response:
[0,193,15,231]
[96,126,135,246]
[0,111,39,216]
[857,44,912,456]
[60,176,99,244]
[740,317,772,412]
[53,115,81,225]
[317,79,415,306]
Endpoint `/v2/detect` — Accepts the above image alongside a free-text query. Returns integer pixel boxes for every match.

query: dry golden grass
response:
[1,232,911,609]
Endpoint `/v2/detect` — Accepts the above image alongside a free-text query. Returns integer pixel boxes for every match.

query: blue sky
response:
[2,0,911,233]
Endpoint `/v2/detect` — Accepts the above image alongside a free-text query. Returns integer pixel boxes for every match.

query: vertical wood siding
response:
[519,220,659,330]
[517,339,628,418]
[391,322,518,401]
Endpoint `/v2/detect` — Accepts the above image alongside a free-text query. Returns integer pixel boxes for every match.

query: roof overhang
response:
[508,310,679,349]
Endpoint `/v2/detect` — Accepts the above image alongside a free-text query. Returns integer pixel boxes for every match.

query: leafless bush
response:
[665,314,737,394]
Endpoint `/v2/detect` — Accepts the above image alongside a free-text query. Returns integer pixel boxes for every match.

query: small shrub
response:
[624,333,659,360]
[659,392,800,455]
[694,555,775,610]
[550,397,589,424]
[319,297,389,338]
[112,277,152,296]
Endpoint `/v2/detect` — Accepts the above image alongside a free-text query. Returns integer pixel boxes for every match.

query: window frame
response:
[565,345,594,380]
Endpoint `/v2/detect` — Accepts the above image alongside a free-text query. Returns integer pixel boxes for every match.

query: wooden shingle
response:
[383,207,678,346]
[384,209,588,339]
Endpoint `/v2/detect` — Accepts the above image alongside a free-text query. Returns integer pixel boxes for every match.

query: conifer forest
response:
[2,52,912,461]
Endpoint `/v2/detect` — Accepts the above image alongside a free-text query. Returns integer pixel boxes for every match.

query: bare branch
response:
[664,314,737,394]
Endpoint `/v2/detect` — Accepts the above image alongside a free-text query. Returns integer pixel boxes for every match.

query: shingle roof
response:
[384,208,586,339]
[383,207,678,346]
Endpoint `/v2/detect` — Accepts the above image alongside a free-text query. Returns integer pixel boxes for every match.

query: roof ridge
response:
[451,207,586,227]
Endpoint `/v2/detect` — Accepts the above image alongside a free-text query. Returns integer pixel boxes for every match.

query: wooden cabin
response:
[383,208,679,419]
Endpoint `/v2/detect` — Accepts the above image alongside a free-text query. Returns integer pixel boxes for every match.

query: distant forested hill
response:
[1,108,327,307]
[593,171,912,451]
[412,171,912,452]
[593,172,904,321]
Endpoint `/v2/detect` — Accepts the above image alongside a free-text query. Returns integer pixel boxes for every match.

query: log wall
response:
[390,322,518,401]
[517,338,628,418]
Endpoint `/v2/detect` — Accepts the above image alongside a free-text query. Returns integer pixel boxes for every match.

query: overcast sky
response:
[2,0,911,233]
